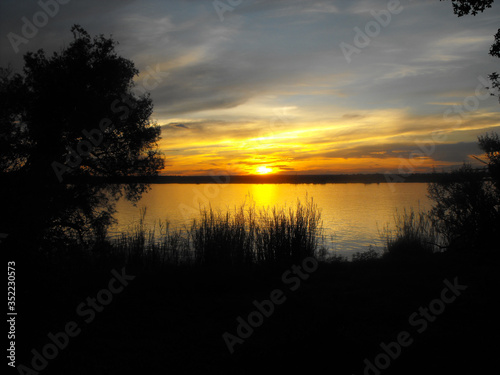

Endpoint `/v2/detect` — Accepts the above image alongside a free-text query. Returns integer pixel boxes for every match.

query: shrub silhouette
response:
[428,163,499,253]
[382,208,438,260]
[478,132,500,189]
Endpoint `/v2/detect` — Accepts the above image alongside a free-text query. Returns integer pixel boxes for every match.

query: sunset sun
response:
[256,166,273,175]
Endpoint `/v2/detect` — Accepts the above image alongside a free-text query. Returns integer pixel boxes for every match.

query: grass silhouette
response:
[110,197,324,268]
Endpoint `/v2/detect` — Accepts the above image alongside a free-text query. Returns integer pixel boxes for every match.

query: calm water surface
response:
[110,183,431,256]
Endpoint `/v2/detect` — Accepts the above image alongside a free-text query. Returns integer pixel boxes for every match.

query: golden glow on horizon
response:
[157,108,500,175]
[256,166,273,174]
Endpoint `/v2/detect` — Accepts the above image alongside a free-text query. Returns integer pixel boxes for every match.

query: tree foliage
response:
[0,25,164,247]
[488,29,500,102]
[1,25,163,180]
[428,1,499,253]
[428,163,499,253]
[428,133,500,254]
[441,0,494,16]
[0,67,29,174]
[478,132,500,188]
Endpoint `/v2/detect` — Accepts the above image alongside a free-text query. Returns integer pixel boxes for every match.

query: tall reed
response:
[255,198,322,265]
[113,197,324,267]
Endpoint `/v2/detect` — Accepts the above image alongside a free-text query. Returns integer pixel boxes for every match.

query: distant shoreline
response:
[99,172,481,184]
[3,171,488,185]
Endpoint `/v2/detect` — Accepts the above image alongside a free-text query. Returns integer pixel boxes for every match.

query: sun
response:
[256,166,273,175]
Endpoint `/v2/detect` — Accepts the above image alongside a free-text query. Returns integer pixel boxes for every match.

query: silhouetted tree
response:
[428,163,499,253]
[489,29,500,102]
[442,0,494,16]
[0,66,29,174]
[478,132,500,188]
[0,25,164,248]
[426,2,499,254]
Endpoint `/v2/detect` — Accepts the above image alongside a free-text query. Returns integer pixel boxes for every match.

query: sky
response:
[1,0,499,175]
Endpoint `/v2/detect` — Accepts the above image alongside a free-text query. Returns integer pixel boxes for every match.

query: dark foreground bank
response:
[7,244,499,375]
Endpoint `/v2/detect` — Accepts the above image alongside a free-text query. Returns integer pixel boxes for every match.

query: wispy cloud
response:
[0,0,497,174]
